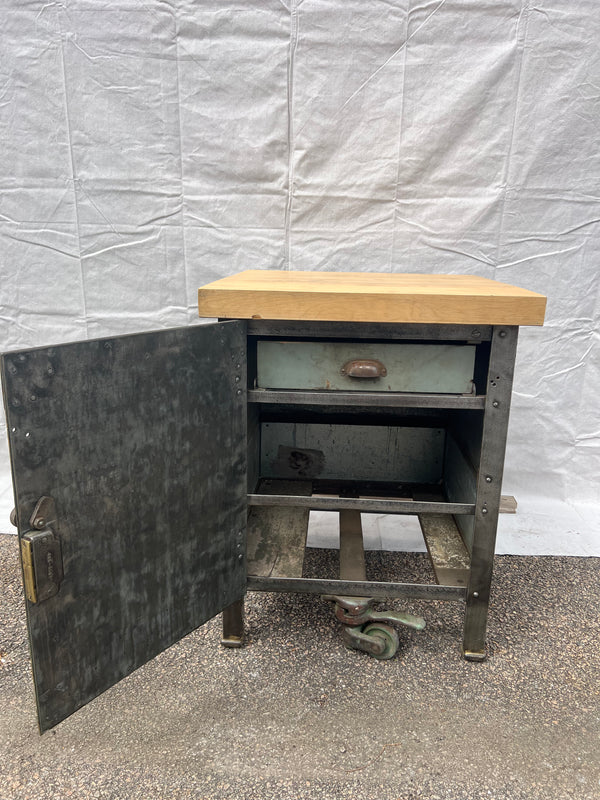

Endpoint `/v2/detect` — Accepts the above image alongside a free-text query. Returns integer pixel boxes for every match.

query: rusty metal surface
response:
[248,493,476,516]
[248,575,466,601]
[340,358,387,378]
[325,596,426,632]
[221,599,245,649]
[463,325,519,659]
[247,319,493,341]
[260,422,445,483]
[248,388,486,409]
[1,321,247,731]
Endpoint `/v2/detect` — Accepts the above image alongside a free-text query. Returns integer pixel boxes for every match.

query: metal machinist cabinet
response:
[2,270,546,731]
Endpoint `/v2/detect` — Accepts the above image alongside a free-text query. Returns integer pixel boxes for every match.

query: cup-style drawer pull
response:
[340,359,387,378]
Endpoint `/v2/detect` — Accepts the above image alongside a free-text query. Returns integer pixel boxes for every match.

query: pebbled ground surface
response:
[0,533,599,800]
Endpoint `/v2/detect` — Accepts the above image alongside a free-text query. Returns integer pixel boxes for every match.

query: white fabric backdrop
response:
[1,0,599,552]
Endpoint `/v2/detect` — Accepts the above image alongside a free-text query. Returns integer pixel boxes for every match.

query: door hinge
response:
[20,497,64,604]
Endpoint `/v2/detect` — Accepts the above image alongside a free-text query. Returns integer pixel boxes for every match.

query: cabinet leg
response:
[221,598,245,648]
[462,326,519,663]
[462,595,489,661]
[462,538,494,661]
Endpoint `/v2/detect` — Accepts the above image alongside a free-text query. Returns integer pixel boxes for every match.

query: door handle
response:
[340,359,387,379]
[19,497,64,604]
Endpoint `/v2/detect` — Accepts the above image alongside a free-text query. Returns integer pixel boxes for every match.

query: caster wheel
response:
[362,622,399,660]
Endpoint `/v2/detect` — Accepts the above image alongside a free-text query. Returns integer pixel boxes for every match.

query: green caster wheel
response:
[362,622,400,660]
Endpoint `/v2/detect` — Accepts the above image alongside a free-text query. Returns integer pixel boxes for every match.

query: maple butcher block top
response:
[197,270,546,326]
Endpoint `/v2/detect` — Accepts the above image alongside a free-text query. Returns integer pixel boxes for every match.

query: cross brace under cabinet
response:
[2,270,546,731]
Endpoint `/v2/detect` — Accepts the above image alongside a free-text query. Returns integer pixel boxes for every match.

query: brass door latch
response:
[16,497,64,604]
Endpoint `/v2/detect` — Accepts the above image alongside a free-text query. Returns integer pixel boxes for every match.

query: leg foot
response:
[221,598,245,648]
[462,647,487,662]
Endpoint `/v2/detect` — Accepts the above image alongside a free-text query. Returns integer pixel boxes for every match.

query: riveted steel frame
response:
[248,389,485,410]
[246,320,492,342]
[462,326,519,660]
[225,319,520,660]
[247,576,466,602]
[248,493,475,515]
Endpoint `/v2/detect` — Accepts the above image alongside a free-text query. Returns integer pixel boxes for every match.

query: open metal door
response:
[1,321,247,732]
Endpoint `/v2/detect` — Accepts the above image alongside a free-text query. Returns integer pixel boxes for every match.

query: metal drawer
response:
[256,340,476,394]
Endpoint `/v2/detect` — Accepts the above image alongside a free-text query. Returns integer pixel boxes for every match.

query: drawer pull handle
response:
[341,359,387,379]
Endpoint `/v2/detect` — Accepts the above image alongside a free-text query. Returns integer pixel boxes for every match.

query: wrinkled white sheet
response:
[1,1,599,550]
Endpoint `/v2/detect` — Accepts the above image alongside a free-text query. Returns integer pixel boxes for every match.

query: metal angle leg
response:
[221,599,245,648]
[463,326,518,661]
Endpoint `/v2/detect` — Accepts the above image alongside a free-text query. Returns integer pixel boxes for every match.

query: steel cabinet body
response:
[2,270,546,731]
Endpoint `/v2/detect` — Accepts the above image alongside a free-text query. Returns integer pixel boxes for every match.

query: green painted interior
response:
[257,341,476,394]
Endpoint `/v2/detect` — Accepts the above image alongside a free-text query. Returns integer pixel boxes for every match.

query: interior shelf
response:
[246,479,472,591]
[248,491,475,516]
[248,388,486,410]
[249,477,475,516]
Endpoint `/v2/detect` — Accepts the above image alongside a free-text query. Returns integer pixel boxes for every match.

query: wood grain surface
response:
[197,270,546,325]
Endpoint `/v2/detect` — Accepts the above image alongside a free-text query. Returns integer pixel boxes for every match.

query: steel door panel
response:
[1,321,247,731]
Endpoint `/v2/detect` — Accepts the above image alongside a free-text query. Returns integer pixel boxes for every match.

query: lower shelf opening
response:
[246,478,471,591]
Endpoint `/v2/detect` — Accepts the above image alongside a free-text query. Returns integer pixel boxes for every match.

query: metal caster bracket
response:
[342,622,400,660]
[323,595,426,660]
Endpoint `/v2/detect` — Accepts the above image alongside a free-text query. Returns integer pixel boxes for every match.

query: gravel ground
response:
[1,533,599,800]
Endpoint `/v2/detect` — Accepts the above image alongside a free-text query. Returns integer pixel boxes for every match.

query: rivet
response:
[485,476,492,483]
[471,329,481,338]
[238,554,243,561]
[482,507,488,515]
[235,376,240,383]
[499,330,507,338]
[33,517,45,529]
[492,401,499,408]
[30,395,37,401]
[473,591,479,598]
